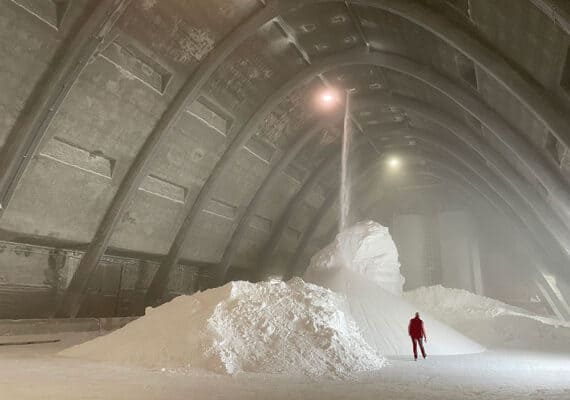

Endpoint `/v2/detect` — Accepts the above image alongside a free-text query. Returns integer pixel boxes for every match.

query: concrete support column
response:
[469,227,484,296]
[425,214,442,286]
[391,214,429,290]
[438,210,480,292]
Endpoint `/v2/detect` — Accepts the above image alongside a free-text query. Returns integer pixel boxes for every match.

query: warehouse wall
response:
[438,211,483,294]
[0,240,199,318]
[391,214,429,290]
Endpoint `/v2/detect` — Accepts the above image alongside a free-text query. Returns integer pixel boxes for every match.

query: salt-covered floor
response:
[1,333,569,400]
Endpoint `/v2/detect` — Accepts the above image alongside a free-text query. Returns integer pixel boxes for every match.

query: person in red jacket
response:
[408,312,427,360]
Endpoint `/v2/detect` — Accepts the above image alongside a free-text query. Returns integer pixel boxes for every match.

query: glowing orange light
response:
[318,90,340,108]
[322,93,335,103]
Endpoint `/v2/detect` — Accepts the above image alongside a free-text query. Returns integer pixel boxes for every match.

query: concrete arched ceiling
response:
[0,0,569,317]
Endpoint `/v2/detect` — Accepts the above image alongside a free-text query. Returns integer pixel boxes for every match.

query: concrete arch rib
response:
[58,0,570,315]
[0,0,132,216]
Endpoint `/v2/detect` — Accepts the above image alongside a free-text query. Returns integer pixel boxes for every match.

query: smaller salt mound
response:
[405,285,570,352]
[60,278,385,380]
[307,220,404,296]
[404,285,530,321]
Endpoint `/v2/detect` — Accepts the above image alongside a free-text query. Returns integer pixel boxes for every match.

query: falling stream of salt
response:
[339,90,352,233]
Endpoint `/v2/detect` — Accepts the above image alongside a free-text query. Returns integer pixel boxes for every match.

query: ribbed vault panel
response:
[281,2,364,58]
[116,0,258,69]
[45,57,168,167]
[356,5,473,84]
[475,66,570,182]
[254,173,300,220]
[304,183,328,210]
[469,0,570,107]
[210,147,270,206]
[0,156,114,243]
[149,111,228,191]
[109,109,229,254]
[255,80,322,148]
[0,1,89,148]
[180,211,234,263]
[479,125,548,201]
[423,0,471,19]
[322,64,389,93]
[109,187,183,255]
[204,22,306,124]
[0,55,169,243]
[294,130,338,171]
[406,114,451,134]
[380,68,470,121]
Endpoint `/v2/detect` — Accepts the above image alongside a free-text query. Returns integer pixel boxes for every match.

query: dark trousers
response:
[411,337,426,359]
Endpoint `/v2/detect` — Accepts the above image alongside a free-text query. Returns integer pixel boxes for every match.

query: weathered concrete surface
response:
[0,316,136,336]
[0,0,569,316]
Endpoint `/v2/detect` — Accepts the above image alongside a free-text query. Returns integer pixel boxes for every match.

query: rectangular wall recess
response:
[203,198,237,220]
[284,162,307,183]
[100,37,172,95]
[544,131,564,166]
[560,46,570,95]
[455,53,477,89]
[187,97,232,137]
[249,215,272,232]
[39,137,114,178]
[244,136,277,164]
[284,227,301,242]
[10,0,70,30]
[139,175,186,204]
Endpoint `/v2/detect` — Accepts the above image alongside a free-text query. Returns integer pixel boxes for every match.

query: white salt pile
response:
[405,285,570,352]
[306,221,485,356]
[60,278,385,380]
[404,285,531,321]
[307,220,405,296]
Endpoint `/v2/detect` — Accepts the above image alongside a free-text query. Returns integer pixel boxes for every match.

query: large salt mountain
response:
[305,220,485,356]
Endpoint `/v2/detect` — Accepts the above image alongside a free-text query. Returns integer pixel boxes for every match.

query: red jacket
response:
[408,317,426,339]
